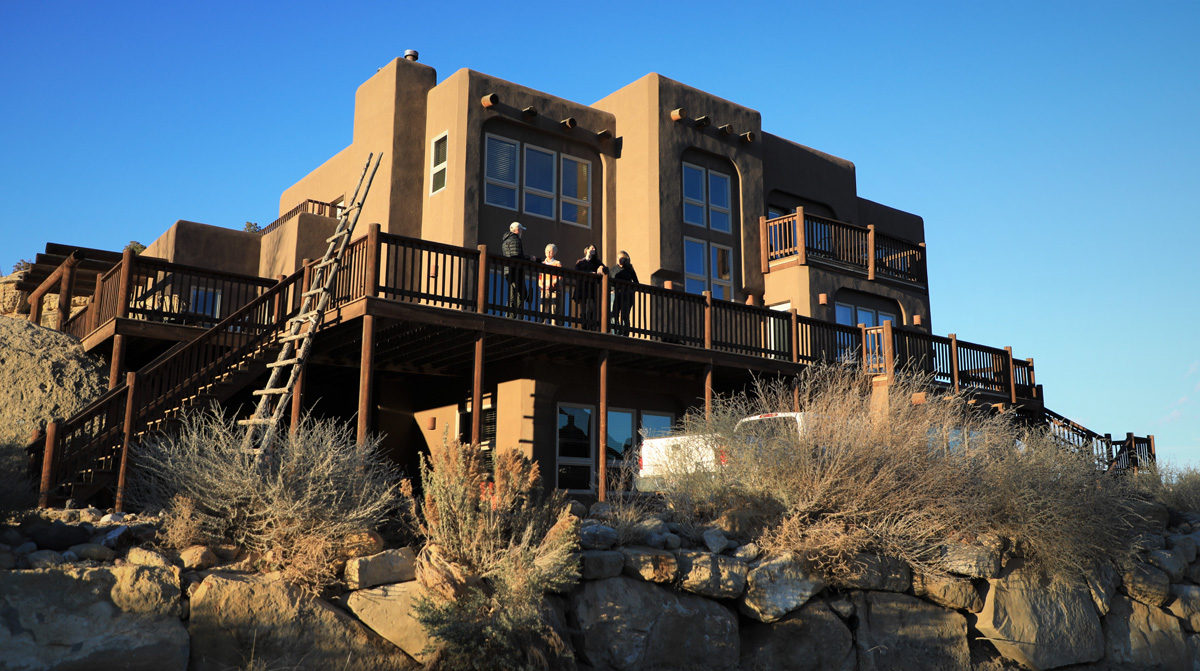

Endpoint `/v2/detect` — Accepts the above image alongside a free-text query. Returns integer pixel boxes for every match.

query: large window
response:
[557,404,594,491]
[556,404,674,492]
[430,133,448,194]
[485,134,591,227]
[684,237,733,300]
[682,163,731,233]
[835,302,898,328]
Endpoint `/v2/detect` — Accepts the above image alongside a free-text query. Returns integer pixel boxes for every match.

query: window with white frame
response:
[684,236,734,300]
[190,287,222,319]
[484,134,592,228]
[484,135,519,210]
[682,162,732,233]
[557,403,594,491]
[430,133,448,194]
[834,302,897,328]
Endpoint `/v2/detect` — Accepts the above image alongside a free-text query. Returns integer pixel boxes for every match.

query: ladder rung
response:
[302,288,325,297]
[266,358,301,368]
[314,259,339,269]
[237,418,274,426]
[326,231,351,243]
[290,311,320,323]
[252,388,289,396]
[279,333,308,342]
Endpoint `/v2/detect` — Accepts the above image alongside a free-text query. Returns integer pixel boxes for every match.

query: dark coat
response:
[502,231,525,259]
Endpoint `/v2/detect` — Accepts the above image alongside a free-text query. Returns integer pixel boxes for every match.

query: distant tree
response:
[125,241,146,254]
[243,221,262,233]
[11,259,32,275]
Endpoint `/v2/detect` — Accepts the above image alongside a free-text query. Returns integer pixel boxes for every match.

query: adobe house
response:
[18,53,1151,508]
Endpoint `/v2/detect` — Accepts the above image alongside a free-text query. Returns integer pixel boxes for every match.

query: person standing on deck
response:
[539,243,563,325]
[503,222,531,317]
[612,250,639,335]
[574,245,607,329]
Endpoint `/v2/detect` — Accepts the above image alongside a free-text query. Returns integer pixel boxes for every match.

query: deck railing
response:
[259,199,338,237]
[761,208,926,286]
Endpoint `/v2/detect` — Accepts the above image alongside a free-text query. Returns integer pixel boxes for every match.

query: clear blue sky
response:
[2,1,1197,464]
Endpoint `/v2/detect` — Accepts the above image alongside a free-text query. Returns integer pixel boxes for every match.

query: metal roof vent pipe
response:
[404,50,419,62]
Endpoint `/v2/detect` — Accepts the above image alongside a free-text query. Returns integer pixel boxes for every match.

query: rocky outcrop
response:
[740,599,855,671]
[0,565,187,671]
[739,552,826,622]
[188,573,416,671]
[569,576,738,671]
[345,581,438,664]
[676,549,748,599]
[345,547,417,590]
[852,590,970,671]
[1103,595,1190,668]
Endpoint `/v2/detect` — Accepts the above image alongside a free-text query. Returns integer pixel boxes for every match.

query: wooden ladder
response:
[238,153,382,453]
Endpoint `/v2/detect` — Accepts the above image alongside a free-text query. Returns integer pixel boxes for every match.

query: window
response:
[484,135,519,210]
[485,134,592,227]
[684,236,733,299]
[557,404,594,491]
[640,412,674,439]
[430,133,448,194]
[834,302,897,328]
[682,162,732,233]
[190,287,222,319]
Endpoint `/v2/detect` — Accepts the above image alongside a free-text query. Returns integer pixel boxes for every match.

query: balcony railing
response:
[761,208,926,286]
[259,199,339,237]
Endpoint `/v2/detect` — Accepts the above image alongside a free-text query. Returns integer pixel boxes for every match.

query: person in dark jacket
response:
[574,245,606,329]
[503,222,531,317]
[612,250,639,335]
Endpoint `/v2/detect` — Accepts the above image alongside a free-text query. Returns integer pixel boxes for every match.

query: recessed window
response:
[557,403,594,491]
[683,163,706,227]
[684,237,733,299]
[561,155,590,227]
[523,146,556,219]
[708,171,731,233]
[430,133,448,194]
[484,135,519,210]
[834,301,897,328]
[682,162,732,233]
[485,134,592,228]
[711,243,733,300]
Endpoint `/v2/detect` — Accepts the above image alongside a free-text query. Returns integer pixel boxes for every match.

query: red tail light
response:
[717,446,728,466]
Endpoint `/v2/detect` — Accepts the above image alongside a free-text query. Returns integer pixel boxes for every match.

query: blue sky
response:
[2,1,1197,464]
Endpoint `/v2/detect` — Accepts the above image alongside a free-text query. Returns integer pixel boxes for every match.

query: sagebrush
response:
[406,438,578,671]
[1154,462,1200,513]
[129,411,402,590]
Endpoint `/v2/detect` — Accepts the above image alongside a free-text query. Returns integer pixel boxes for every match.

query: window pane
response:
[561,202,589,226]
[685,278,707,295]
[433,136,448,166]
[711,246,731,281]
[684,202,705,226]
[709,209,730,233]
[525,192,554,218]
[684,239,706,277]
[878,312,897,326]
[607,410,634,460]
[711,283,728,301]
[857,307,876,328]
[485,183,517,209]
[486,136,518,183]
[558,406,592,459]
[683,165,704,201]
[525,147,554,193]
[562,157,589,201]
[640,413,673,439]
[768,207,788,219]
[432,168,446,192]
[709,173,730,209]
[835,303,854,326]
[557,464,592,490]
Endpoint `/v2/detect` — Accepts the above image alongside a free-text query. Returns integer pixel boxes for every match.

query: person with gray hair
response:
[539,243,563,325]
[502,222,531,317]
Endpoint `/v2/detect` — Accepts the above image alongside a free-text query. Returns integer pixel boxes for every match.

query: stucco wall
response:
[144,220,260,276]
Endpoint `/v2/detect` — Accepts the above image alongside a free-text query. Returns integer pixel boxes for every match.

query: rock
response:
[941,541,1001,578]
[188,572,415,671]
[588,501,613,519]
[702,528,729,554]
[1147,548,1188,583]
[569,576,738,671]
[739,552,826,623]
[13,541,35,555]
[619,546,677,583]
[179,545,217,571]
[825,593,854,619]
[345,547,417,590]
[345,581,440,664]
[567,500,588,519]
[126,547,173,569]
[1135,531,1167,551]
[662,532,681,551]
[69,542,116,562]
[974,567,1103,670]
[1104,594,1190,668]
[26,549,64,568]
[79,507,103,522]
[0,528,22,545]
[1125,499,1170,531]
[101,524,130,548]
[676,550,749,599]
[852,591,970,671]
[0,551,15,569]
[1188,561,1200,585]
[734,542,761,562]
[0,565,186,670]
[1085,562,1119,616]
[30,519,90,551]
[1124,561,1171,607]
[629,518,669,546]
[913,573,983,612]
[1168,584,1200,632]
[1169,534,1198,564]
[100,512,127,524]
[579,550,625,580]
[642,531,667,550]
[580,524,618,551]
[341,529,385,559]
[211,544,241,562]
[61,550,80,562]
[836,552,911,592]
[740,599,855,671]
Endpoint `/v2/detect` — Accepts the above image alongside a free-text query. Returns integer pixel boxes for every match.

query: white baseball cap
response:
[510,221,526,232]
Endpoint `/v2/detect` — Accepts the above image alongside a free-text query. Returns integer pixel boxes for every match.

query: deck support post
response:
[1004,346,1018,405]
[795,207,806,265]
[115,371,137,512]
[758,215,769,273]
[366,223,381,298]
[867,224,876,280]
[948,333,960,393]
[882,319,895,380]
[598,349,609,502]
[472,334,485,445]
[37,422,59,509]
[476,246,489,314]
[357,314,376,445]
[109,335,127,390]
[704,364,713,421]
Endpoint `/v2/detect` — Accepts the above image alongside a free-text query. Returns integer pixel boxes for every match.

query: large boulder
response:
[618,546,677,583]
[188,572,416,671]
[940,539,1002,579]
[1103,595,1190,669]
[973,567,1103,670]
[676,550,748,599]
[835,552,911,592]
[739,552,826,623]
[569,576,738,671]
[740,598,855,671]
[1146,548,1188,583]
[0,565,187,671]
[1124,561,1171,607]
[345,581,439,664]
[345,547,417,590]
[852,591,969,671]
[1085,562,1119,617]
[1167,584,1200,633]
[912,573,983,612]
[1168,534,1198,564]
[579,550,624,580]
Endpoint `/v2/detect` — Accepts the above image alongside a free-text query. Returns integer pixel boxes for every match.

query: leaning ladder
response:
[238,152,383,453]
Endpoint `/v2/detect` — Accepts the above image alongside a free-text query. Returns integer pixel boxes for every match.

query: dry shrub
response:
[130,411,401,591]
[1153,462,1200,513]
[407,440,579,671]
[653,365,1145,583]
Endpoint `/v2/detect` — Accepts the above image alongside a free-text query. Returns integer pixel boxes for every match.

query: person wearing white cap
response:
[502,222,531,317]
